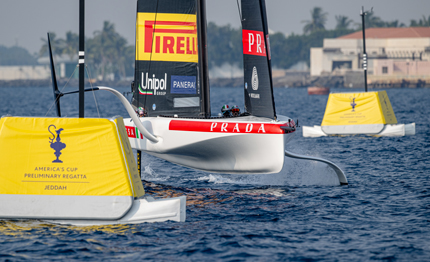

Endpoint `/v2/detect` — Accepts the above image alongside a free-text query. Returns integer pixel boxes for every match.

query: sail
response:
[241,0,276,119]
[133,0,207,117]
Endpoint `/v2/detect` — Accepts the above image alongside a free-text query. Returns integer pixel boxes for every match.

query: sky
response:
[0,0,429,55]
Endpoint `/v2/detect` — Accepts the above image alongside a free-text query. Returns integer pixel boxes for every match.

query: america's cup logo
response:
[350,97,357,112]
[48,125,66,163]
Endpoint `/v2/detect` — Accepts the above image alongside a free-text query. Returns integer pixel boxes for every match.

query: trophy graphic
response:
[350,97,357,112]
[48,125,66,163]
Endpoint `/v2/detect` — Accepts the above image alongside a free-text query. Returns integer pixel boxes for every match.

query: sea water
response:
[0,86,429,261]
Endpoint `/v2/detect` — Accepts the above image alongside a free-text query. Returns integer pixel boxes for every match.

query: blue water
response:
[1,86,429,261]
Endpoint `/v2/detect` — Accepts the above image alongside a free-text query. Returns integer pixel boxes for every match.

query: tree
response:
[384,20,405,28]
[62,31,79,61]
[410,15,430,27]
[358,10,385,29]
[207,22,242,68]
[269,32,289,68]
[88,21,129,80]
[38,22,135,80]
[39,32,65,57]
[302,7,328,34]
[420,15,430,26]
[0,45,38,66]
[358,10,407,28]
[122,45,135,77]
[335,15,353,30]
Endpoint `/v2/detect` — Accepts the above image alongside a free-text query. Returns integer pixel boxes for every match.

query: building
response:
[311,27,430,87]
[37,55,78,79]
[0,55,77,81]
[0,65,50,81]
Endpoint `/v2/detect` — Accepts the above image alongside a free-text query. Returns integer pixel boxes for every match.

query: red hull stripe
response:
[169,120,285,134]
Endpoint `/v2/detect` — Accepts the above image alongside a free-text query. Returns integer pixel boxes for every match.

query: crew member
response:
[231,105,240,117]
[137,107,145,117]
[221,105,231,117]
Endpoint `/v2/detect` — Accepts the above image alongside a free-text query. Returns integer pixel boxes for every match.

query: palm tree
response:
[302,7,327,34]
[39,32,64,57]
[363,11,385,28]
[384,20,405,28]
[62,31,79,61]
[410,15,429,27]
[90,21,129,80]
[410,19,421,27]
[112,35,128,79]
[335,15,353,30]
[420,15,430,26]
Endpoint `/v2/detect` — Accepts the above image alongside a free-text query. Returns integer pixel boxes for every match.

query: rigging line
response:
[236,0,243,22]
[85,64,101,118]
[45,64,79,117]
[143,0,160,114]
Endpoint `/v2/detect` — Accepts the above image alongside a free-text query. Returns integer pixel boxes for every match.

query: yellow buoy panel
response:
[321,91,397,127]
[0,116,144,220]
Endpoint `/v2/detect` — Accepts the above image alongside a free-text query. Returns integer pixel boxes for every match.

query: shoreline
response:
[1,75,429,88]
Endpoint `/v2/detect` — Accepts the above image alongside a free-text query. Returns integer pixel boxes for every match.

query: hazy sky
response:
[0,0,429,55]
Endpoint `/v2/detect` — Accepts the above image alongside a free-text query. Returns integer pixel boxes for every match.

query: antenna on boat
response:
[79,0,85,117]
[360,6,369,92]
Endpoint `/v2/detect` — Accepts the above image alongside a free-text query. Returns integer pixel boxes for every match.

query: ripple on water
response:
[0,87,429,260]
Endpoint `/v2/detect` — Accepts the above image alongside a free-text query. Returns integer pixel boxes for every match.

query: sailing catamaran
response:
[49,0,348,184]
[117,0,294,174]
[110,0,346,185]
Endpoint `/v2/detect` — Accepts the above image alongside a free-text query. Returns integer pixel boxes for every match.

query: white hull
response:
[45,196,186,226]
[124,115,296,174]
[303,123,416,137]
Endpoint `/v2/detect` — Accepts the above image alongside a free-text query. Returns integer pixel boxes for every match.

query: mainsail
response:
[241,0,276,119]
[133,0,209,117]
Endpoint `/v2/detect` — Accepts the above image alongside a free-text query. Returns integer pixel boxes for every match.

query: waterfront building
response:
[311,27,430,87]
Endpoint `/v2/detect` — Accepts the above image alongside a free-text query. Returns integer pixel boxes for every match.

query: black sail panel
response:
[241,0,276,119]
[133,0,203,117]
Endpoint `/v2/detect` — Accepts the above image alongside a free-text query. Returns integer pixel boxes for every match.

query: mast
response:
[197,0,210,118]
[240,0,276,119]
[360,6,368,92]
[258,0,276,119]
[79,0,85,117]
